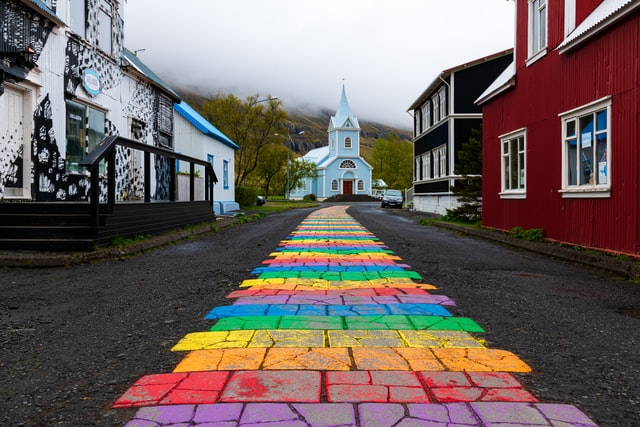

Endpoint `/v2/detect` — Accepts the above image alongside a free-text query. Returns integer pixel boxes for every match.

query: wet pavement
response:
[112,205,598,426]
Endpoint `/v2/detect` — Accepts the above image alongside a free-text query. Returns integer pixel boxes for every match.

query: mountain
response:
[176,88,413,158]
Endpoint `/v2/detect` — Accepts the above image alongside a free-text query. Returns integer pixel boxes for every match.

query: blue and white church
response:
[290,85,373,200]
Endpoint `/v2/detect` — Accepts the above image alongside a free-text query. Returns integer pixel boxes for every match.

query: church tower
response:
[290,84,372,200]
[328,85,361,158]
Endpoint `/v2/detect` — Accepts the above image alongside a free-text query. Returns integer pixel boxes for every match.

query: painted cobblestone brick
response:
[115,206,597,426]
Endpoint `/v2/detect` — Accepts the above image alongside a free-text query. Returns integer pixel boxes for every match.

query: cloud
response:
[124,0,514,128]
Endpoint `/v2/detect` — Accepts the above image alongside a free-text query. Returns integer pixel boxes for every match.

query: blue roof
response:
[123,48,180,100]
[175,101,239,150]
[27,1,64,25]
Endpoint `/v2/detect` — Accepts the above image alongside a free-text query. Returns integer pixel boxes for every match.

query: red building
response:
[477,0,640,255]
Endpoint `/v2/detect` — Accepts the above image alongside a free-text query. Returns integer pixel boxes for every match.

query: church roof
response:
[329,85,360,130]
[303,146,330,166]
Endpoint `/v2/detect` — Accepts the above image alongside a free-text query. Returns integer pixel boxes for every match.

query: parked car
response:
[381,189,403,208]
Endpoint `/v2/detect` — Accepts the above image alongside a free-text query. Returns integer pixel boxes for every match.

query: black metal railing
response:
[79,135,217,227]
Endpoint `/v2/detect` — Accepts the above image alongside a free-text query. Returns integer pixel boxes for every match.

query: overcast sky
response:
[123,1,515,129]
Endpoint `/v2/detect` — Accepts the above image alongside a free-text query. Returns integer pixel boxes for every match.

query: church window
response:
[331,137,335,149]
[331,179,339,191]
[357,180,364,191]
[344,137,352,149]
[340,160,356,169]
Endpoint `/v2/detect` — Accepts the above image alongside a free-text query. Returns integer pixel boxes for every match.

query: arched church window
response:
[339,160,356,169]
[344,137,352,149]
[330,137,335,148]
[357,180,364,191]
[331,179,339,191]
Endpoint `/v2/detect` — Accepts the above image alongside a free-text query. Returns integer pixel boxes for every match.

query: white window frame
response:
[421,153,430,180]
[357,180,364,192]
[97,0,114,56]
[500,128,527,198]
[438,87,447,119]
[438,145,447,177]
[564,0,576,36]
[344,137,352,149]
[414,156,420,181]
[560,97,611,198]
[331,179,339,192]
[527,0,548,64]
[421,103,431,132]
[432,94,440,123]
[432,145,447,178]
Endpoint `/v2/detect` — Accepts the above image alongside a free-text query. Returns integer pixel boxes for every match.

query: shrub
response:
[303,193,317,201]
[509,226,545,242]
[235,186,259,207]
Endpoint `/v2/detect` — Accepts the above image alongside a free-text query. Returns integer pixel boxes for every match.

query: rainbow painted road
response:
[114,206,598,426]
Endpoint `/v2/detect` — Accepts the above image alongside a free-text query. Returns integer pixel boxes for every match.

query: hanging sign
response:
[82,69,101,96]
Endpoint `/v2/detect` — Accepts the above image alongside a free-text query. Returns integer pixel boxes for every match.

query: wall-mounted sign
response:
[82,69,101,96]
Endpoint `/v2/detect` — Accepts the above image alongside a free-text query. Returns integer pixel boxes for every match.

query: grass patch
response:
[508,226,545,242]
[110,234,149,247]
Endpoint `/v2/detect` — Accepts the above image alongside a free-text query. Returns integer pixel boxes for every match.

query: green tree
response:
[255,143,288,198]
[198,94,286,186]
[286,158,317,199]
[366,135,413,189]
[445,127,483,222]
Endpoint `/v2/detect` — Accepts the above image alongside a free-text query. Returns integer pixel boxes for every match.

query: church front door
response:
[343,180,353,195]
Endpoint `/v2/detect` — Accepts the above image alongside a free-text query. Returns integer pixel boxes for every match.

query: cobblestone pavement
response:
[112,205,598,426]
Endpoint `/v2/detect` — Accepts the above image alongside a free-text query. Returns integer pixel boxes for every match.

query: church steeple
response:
[330,84,360,130]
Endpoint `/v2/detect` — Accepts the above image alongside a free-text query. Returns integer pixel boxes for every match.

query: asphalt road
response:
[1,203,639,426]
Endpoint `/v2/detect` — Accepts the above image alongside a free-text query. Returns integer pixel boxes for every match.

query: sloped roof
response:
[329,85,360,130]
[558,0,640,52]
[25,0,64,25]
[408,49,513,111]
[475,61,516,105]
[303,146,330,166]
[174,101,239,150]
[123,48,180,101]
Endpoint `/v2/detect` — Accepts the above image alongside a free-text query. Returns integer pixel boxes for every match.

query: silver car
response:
[381,189,403,208]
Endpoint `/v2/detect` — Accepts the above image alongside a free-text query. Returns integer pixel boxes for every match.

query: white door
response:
[0,84,31,198]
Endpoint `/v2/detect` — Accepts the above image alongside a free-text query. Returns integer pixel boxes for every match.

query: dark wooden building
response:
[408,50,513,215]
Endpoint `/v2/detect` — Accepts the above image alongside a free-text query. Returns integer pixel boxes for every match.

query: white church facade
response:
[290,86,373,200]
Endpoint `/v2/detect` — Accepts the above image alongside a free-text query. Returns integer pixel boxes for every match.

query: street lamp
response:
[285,131,304,200]
[255,96,278,104]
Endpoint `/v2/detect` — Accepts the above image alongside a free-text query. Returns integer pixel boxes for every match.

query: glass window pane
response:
[69,0,86,37]
[65,100,85,172]
[98,9,112,55]
[87,107,105,174]
[566,120,576,137]
[518,151,525,188]
[504,156,510,189]
[567,139,577,186]
[596,134,607,185]
[596,109,607,131]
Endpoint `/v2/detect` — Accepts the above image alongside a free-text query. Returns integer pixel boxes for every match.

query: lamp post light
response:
[255,96,278,104]
[285,130,304,200]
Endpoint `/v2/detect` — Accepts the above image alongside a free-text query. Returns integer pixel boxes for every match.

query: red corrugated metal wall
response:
[482,1,640,255]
